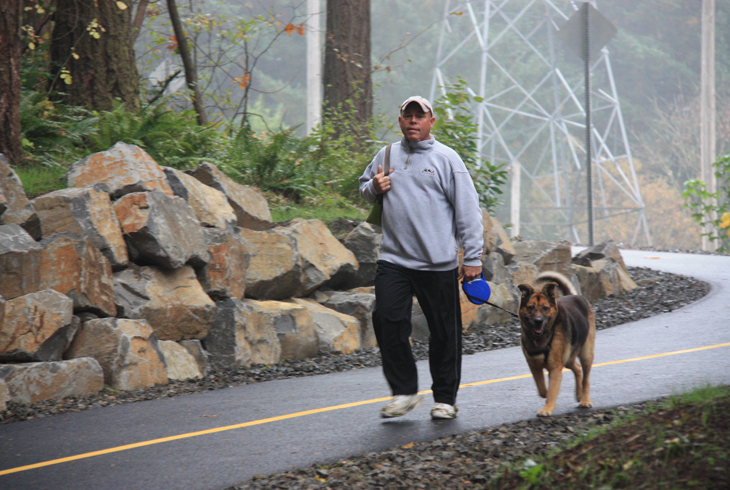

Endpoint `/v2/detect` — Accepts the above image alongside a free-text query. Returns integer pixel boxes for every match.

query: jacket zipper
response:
[404,153,412,170]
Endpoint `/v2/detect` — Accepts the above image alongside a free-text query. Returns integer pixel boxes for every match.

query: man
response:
[359,95,484,420]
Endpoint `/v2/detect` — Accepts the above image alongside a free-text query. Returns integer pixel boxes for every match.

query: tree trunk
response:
[166,0,207,125]
[323,0,372,129]
[0,0,23,165]
[50,0,140,113]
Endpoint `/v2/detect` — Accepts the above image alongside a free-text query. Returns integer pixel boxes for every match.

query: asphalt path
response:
[1,249,729,490]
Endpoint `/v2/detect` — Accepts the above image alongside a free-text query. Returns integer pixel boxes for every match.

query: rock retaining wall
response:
[0,143,633,405]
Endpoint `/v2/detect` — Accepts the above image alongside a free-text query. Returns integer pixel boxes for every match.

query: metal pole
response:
[700,0,716,251]
[583,2,594,246]
[306,0,322,135]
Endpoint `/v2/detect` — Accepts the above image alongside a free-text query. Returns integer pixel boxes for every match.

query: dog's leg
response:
[526,358,547,398]
[578,319,596,409]
[578,349,594,409]
[567,357,583,402]
[537,366,563,417]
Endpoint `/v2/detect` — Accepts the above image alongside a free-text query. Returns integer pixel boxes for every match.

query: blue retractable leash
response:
[461,272,519,318]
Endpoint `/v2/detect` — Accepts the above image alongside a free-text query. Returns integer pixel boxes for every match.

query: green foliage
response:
[518,460,545,485]
[216,102,381,205]
[19,89,97,167]
[308,101,385,200]
[216,123,316,201]
[432,78,508,214]
[682,153,730,253]
[87,101,220,169]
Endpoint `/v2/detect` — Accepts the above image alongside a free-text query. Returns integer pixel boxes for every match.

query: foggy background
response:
[134,0,730,250]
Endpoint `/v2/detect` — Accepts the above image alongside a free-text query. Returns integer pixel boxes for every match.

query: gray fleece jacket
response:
[359,135,484,271]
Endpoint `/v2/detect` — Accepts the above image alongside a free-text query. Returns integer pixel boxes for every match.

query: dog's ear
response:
[541,282,558,303]
[517,284,534,305]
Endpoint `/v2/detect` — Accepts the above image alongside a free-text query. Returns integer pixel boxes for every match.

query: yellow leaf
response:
[116,1,128,10]
[233,74,251,90]
[402,442,414,448]
[72,52,79,59]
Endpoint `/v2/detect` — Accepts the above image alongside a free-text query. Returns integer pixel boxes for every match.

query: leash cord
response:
[485,301,519,318]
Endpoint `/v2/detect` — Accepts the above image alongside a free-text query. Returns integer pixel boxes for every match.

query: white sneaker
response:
[431,403,458,419]
[380,394,423,418]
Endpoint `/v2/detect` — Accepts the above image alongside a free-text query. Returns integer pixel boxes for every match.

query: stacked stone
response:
[0,143,365,409]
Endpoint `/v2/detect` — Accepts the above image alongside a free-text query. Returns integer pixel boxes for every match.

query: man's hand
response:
[373,164,394,194]
[460,265,482,283]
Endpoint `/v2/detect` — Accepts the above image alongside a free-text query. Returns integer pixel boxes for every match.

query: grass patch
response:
[269,195,367,224]
[489,384,730,489]
[14,164,68,198]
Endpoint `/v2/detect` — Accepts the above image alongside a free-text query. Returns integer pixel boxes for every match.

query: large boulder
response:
[0,379,8,411]
[0,224,42,300]
[0,289,77,362]
[314,290,377,349]
[570,260,625,301]
[113,265,215,341]
[163,167,237,229]
[0,154,42,239]
[513,239,573,276]
[477,282,518,325]
[239,227,301,300]
[187,162,272,230]
[40,233,116,316]
[288,298,360,355]
[0,358,104,404]
[483,212,515,265]
[179,339,211,376]
[67,142,173,199]
[244,300,317,361]
[32,187,128,269]
[65,318,168,391]
[202,298,281,371]
[572,239,627,271]
[459,289,481,333]
[276,219,359,296]
[341,222,381,288]
[506,260,539,292]
[113,190,209,269]
[158,340,203,381]
[197,228,249,301]
[572,240,637,295]
[483,251,512,288]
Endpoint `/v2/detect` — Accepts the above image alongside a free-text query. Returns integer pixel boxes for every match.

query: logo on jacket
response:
[422,168,435,176]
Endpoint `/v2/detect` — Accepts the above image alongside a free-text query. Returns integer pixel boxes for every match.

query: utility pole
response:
[582,2,594,247]
[306,0,322,135]
[701,0,716,251]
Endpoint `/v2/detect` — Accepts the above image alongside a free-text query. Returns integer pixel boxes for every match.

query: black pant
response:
[372,260,462,406]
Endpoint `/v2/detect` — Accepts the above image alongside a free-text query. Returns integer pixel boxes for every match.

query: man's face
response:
[399,103,435,142]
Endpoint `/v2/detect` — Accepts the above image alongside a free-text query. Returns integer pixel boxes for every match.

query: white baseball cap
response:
[400,96,433,114]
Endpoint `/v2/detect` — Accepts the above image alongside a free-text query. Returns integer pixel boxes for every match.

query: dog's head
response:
[517,282,559,337]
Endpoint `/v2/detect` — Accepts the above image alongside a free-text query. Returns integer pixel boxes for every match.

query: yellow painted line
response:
[1,341,729,477]
[592,342,730,367]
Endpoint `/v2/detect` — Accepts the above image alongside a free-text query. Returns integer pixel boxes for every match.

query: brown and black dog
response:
[517,272,595,417]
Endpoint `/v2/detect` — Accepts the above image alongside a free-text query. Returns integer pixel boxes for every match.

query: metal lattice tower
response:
[430,0,651,246]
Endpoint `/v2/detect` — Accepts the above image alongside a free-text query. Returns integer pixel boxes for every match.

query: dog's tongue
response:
[533,325,544,335]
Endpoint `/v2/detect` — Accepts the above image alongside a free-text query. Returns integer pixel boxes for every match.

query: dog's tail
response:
[536,271,577,296]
